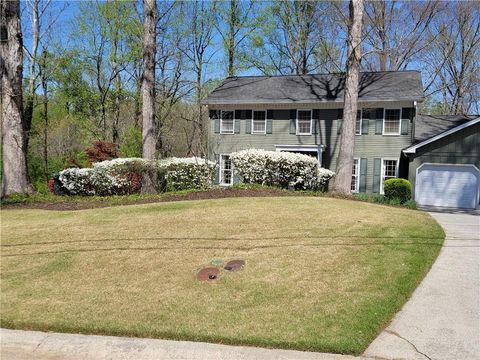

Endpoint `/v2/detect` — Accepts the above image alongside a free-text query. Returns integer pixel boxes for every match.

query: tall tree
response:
[248,0,335,75]
[424,1,480,115]
[183,0,215,157]
[23,0,40,155]
[142,0,156,161]
[1,0,33,197]
[332,0,364,194]
[362,0,441,71]
[214,0,254,76]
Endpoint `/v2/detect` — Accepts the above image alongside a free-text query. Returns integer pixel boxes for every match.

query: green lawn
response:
[0,197,444,355]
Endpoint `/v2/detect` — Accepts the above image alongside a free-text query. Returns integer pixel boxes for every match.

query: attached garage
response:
[415,164,479,209]
[404,116,480,210]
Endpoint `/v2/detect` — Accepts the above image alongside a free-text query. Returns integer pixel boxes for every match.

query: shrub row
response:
[53,157,216,196]
[230,149,335,190]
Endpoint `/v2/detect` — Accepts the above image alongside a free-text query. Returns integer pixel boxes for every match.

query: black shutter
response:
[359,158,367,192]
[245,110,252,134]
[375,108,384,135]
[373,158,382,193]
[337,109,343,134]
[289,109,296,134]
[361,109,369,134]
[400,108,412,135]
[210,109,220,134]
[234,116,240,134]
[312,109,319,134]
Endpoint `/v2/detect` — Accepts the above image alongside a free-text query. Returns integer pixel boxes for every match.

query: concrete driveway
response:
[364,211,480,360]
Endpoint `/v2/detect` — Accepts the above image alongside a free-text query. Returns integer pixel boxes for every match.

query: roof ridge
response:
[225,70,421,79]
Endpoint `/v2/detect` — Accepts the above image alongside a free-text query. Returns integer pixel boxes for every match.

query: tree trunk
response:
[40,50,49,181]
[112,73,121,144]
[332,0,364,194]
[227,0,236,77]
[141,0,157,193]
[23,0,39,157]
[1,0,34,197]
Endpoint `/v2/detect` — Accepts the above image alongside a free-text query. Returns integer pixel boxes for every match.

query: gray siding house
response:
[203,70,480,209]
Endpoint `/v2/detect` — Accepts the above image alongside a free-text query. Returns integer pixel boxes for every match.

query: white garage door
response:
[416,164,480,209]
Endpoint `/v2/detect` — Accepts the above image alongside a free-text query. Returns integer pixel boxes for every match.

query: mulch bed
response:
[1,188,298,211]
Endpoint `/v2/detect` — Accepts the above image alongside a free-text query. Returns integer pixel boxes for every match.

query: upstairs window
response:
[252,110,266,134]
[220,111,234,134]
[355,110,362,135]
[297,110,312,135]
[383,109,401,135]
[351,158,359,192]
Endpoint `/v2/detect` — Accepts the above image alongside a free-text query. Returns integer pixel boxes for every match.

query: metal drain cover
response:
[197,267,220,282]
[224,260,245,271]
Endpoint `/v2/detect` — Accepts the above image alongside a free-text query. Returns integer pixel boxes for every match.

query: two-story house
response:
[203,70,480,209]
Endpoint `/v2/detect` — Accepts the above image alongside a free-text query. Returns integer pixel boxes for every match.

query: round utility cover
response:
[224,260,245,271]
[197,267,220,282]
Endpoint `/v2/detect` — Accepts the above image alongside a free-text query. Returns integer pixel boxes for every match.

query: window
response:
[355,110,362,135]
[220,155,233,185]
[381,159,397,193]
[297,110,312,135]
[351,158,359,192]
[220,110,234,134]
[252,110,266,134]
[383,109,401,135]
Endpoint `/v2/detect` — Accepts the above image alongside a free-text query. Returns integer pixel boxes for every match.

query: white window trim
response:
[352,158,360,193]
[251,110,267,134]
[296,109,312,135]
[380,158,399,194]
[382,108,402,136]
[220,110,235,134]
[355,109,362,136]
[219,154,234,186]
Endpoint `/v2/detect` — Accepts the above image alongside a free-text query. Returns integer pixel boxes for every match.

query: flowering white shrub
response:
[58,167,131,196]
[158,157,216,191]
[57,157,216,195]
[230,149,334,190]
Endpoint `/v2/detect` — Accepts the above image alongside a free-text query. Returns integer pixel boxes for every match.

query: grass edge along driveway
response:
[1,197,444,355]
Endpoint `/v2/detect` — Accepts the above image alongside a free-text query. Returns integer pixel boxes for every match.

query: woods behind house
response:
[2,0,479,193]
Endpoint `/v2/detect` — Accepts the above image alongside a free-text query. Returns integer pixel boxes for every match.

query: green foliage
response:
[119,126,142,157]
[404,200,417,209]
[356,192,370,201]
[353,192,416,209]
[384,178,412,204]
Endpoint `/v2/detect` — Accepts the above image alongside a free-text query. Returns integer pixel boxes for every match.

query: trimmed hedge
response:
[384,178,412,204]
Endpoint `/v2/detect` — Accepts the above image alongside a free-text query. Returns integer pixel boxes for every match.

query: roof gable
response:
[414,114,478,142]
[404,116,480,154]
[204,71,424,105]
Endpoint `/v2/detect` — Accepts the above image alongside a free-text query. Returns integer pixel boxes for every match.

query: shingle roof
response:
[414,114,479,143]
[203,70,424,105]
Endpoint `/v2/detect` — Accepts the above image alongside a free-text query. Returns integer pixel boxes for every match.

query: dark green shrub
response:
[384,178,412,203]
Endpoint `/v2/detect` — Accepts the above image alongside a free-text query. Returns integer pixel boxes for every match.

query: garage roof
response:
[203,70,424,105]
[404,116,480,154]
[414,114,478,142]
